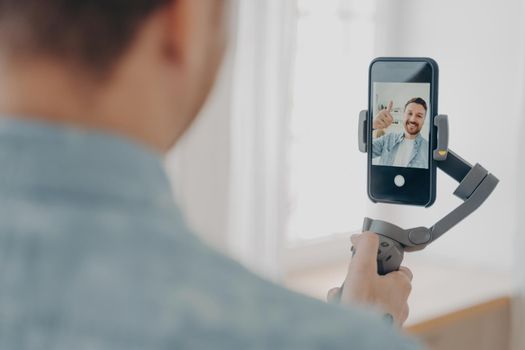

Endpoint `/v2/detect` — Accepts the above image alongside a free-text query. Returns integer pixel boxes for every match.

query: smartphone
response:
[367,57,439,207]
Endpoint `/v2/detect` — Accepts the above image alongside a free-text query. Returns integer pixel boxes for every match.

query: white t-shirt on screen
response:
[393,138,415,167]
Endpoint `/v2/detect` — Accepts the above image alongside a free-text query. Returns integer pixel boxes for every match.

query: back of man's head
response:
[0,0,173,74]
[0,0,227,152]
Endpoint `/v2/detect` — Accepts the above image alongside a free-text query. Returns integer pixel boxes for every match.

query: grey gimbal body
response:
[358,110,499,275]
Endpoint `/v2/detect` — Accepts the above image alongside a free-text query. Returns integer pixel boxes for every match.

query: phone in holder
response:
[367,57,439,207]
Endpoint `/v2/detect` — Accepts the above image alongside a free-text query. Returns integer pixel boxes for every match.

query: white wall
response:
[513,2,525,348]
[371,0,525,271]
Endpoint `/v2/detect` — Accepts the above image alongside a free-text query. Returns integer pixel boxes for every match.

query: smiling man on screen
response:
[373,98,429,169]
[0,1,420,349]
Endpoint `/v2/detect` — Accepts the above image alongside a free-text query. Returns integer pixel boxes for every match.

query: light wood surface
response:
[285,257,514,349]
[285,255,513,326]
[407,297,511,350]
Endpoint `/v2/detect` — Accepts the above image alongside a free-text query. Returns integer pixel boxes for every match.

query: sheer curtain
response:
[227,0,297,279]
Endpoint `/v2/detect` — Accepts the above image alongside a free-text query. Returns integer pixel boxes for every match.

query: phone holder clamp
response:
[357,110,499,275]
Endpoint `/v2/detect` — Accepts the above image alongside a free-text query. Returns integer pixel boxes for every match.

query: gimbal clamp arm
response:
[357,111,499,274]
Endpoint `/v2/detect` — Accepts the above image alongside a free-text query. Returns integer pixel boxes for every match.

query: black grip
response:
[376,235,404,275]
[351,235,404,275]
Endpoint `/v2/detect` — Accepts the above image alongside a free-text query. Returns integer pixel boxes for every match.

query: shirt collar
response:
[395,132,423,147]
[0,117,175,210]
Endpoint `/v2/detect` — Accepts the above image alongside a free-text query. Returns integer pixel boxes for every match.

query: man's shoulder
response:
[417,134,429,145]
[136,219,421,349]
[84,209,421,349]
[163,239,421,350]
[375,131,399,143]
[415,135,430,153]
[0,196,421,350]
[383,132,404,144]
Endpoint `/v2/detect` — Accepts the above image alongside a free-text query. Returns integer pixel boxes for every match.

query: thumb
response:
[349,232,379,275]
[387,100,393,112]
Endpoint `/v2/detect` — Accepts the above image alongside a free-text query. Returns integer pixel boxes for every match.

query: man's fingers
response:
[349,232,379,274]
[327,287,341,303]
[398,266,413,282]
[376,115,389,130]
[387,100,393,112]
[385,112,394,124]
[374,109,395,130]
[379,114,393,128]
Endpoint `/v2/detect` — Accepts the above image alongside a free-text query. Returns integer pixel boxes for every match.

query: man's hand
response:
[327,232,413,327]
[373,101,394,130]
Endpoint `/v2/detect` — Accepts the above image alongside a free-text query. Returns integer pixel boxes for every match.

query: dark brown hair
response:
[0,0,173,73]
[404,97,428,112]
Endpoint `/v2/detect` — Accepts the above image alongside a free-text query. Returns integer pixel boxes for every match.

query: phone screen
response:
[371,83,431,170]
[368,58,438,207]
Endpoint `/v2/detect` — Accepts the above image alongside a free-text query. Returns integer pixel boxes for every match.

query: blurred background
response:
[167,0,525,349]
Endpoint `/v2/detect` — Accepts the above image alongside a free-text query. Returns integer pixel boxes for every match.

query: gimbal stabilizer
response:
[357,111,499,275]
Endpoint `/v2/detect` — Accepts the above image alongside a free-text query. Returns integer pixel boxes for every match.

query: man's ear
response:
[164,0,192,65]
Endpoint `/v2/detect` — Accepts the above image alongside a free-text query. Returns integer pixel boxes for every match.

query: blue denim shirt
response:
[0,118,421,350]
[372,132,429,169]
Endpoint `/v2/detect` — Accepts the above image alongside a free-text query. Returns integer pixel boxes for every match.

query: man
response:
[0,1,420,349]
[373,98,429,168]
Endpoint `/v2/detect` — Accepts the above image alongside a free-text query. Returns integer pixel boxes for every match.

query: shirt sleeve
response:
[372,134,386,158]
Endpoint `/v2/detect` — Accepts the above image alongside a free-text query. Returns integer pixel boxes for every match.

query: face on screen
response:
[371,83,430,170]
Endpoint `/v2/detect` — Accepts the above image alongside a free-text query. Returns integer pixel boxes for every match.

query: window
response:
[287,0,378,243]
